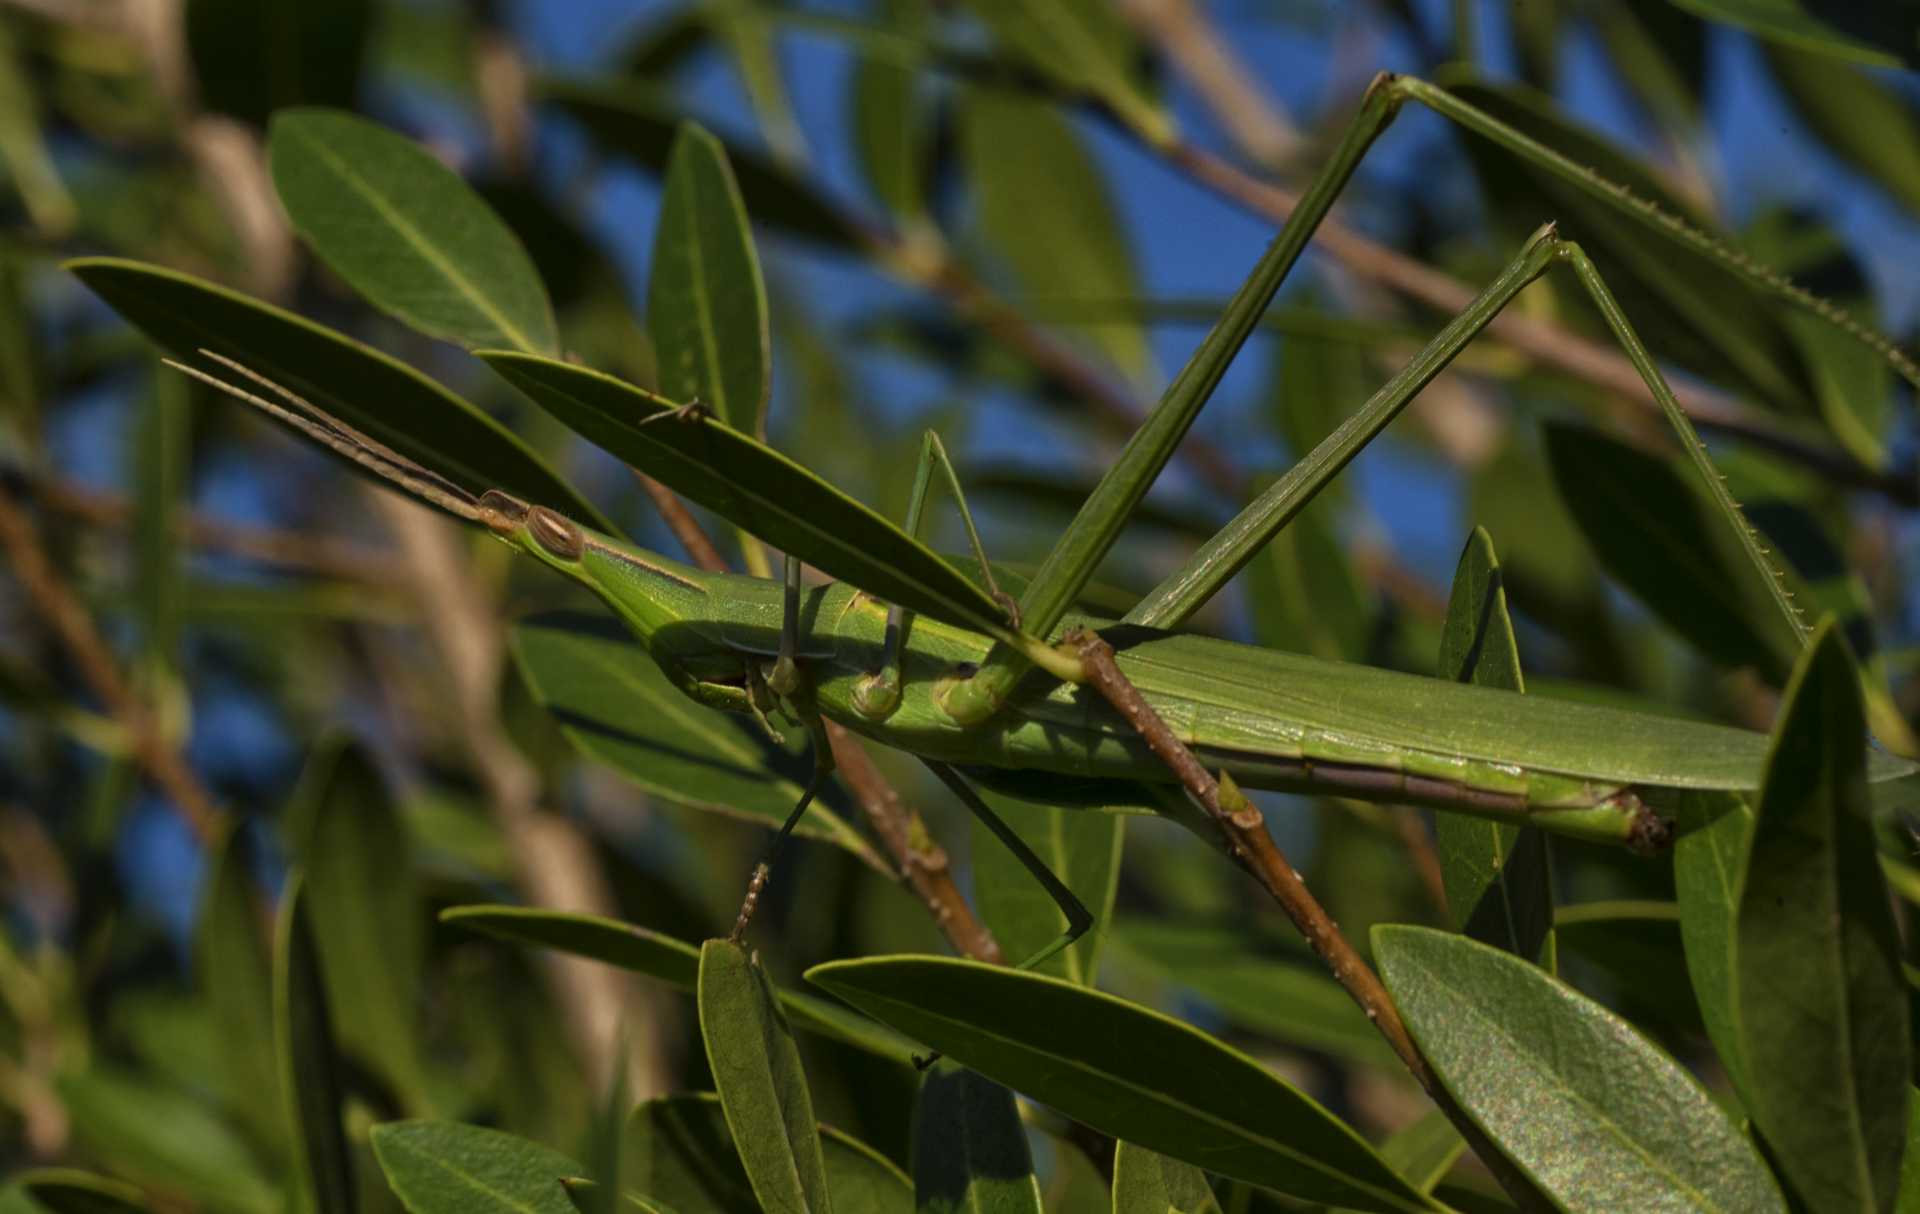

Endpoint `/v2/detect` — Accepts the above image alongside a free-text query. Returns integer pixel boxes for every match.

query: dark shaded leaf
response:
[1545,422,1801,679]
[912,1063,1041,1214]
[699,940,832,1214]
[196,825,283,1156]
[1435,527,1551,960]
[972,790,1122,983]
[186,0,369,127]
[509,613,881,867]
[1736,620,1910,1211]
[806,956,1440,1212]
[1657,1,1919,66]
[441,905,918,1064]
[17,1170,150,1213]
[67,258,609,529]
[275,872,357,1214]
[537,77,867,250]
[1374,924,1786,1213]
[57,1069,279,1214]
[269,109,558,354]
[1107,919,1399,1069]
[282,736,430,1114]
[623,1093,912,1214]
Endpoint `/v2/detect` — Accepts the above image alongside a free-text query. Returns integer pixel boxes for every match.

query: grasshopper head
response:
[479,489,588,575]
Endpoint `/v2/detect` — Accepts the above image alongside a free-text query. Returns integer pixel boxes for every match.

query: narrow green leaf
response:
[370,1122,580,1214]
[623,1093,912,1214]
[196,825,283,1157]
[806,956,1440,1213]
[68,258,609,529]
[1110,1141,1219,1214]
[1672,788,1761,1097]
[1435,527,1552,960]
[537,77,866,250]
[131,371,188,668]
[699,940,833,1214]
[959,86,1150,382]
[1545,422,1802,679]
[1373,1112,1465,1196]
[960,1,1171,144]
[1736,620,1910,1212]
[269,109,557,353]
[1765,42,1920,217]
[57,1068,279,1214]
[185,0,370,127]
[275,872,357,1214]
[1372,924,1786,1213]
[1246,500,1370,663]
[481,353,1015,639]
[509,613,883,868]
[440,905,920,1065]
[1108,920,1398,1070]
[282,735,430,1114]
[1553,900,1703,1034]
[17,1169,150,1213]
[912,1063,1041,1214]
[1657,1,1917,66]
[651,124,771,439]
[0,22,74,236]
[1900,1090,1920,1212]
[972,792,1122,984]
[850,2,932,224]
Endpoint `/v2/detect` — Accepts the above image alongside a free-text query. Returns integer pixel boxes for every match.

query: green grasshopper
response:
[147,72,1920,970]
[165,343,1918,968]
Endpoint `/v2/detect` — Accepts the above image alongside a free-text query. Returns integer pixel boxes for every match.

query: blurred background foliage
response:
[0,0,1918,1207]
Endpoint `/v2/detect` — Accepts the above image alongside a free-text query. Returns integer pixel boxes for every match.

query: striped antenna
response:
[164,349,485,524]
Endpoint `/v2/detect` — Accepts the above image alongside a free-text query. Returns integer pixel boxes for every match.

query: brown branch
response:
[633,468,1003,963]
[33,477,406,583]
[0,487,223,844]
[1118,0,1301,168]
[370,494,673,1098]
[1160,140,1917,505]
[1065,627,1548,1212]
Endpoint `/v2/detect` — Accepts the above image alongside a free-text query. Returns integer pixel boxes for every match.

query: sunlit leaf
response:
[699,940,832,1214]
[1374,924,1787,1212]
[68,258,609,529]
[370,1122,579,1214]
[651,124,770,438]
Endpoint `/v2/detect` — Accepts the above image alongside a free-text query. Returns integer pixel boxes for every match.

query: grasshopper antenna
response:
[164,349,506,529]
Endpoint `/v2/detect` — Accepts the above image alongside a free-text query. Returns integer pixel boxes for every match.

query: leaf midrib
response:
[290,126,540,353]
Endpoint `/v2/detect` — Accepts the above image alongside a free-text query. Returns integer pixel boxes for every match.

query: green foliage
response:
[7,5,1919,1213]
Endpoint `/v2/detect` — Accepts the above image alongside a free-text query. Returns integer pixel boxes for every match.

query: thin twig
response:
[0,487,223,844]
[634,468,1003,963]
[1160,141,1918,505]
[31,476,406,583]
[1066,627,1548,1212]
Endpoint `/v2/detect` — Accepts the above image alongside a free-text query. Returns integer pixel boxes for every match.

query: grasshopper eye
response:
[527,506,585,561]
